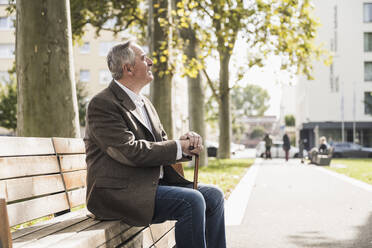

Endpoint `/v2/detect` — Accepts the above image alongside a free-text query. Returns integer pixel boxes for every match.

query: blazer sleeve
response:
[87,96,178,167]
[155,109,192,162]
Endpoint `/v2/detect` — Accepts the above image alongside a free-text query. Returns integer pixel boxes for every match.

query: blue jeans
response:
[152,183,226,248]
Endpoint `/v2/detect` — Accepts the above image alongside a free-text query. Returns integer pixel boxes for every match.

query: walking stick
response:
[189,143,200,190]
[193,155,199,189]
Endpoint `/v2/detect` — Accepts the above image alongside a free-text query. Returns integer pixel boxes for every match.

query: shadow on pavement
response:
[288,211,372,248]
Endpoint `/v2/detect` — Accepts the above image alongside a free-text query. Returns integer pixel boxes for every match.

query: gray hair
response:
[107,41,136,80]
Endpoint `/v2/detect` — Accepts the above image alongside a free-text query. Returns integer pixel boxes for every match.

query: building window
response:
[0,0,9,5]
[365,92,372,114]
[365,33,372,52]
[79,70,90,82]
[99,42,118,56]
[364,3,372,22]
[365,62,372,81]
[79,42,90,54]
[99,70,111,84]
[0,44,15,58]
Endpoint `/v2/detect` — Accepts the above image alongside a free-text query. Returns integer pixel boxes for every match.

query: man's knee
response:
[211,186,225,205]
[182,189,206,214]
[203,185,225,210]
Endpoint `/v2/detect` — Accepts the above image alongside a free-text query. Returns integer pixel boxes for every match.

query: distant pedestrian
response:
[283,133,291,161]
[299,139,304,163]
[318,136,329,154]
[263,134,272,159]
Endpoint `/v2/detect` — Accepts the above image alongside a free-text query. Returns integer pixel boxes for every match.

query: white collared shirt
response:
[114,80,182,178]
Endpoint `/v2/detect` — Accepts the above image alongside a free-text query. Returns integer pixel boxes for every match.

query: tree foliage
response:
[8,0,329,153]
[285,114,295,126]
[0,77,17,131]
[250,126,265,139]
[230,84,269,142]
[70,0,146,42]
[7,0,146,43]
[172,0,329,158]
[231,84,270,117]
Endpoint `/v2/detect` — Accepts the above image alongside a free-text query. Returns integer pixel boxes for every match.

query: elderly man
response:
[84,41,226,248]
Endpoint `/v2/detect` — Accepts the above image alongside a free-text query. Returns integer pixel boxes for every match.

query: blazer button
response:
[152,181,156,185]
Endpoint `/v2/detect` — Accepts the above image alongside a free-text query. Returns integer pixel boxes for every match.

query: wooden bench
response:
[0,137,175,248]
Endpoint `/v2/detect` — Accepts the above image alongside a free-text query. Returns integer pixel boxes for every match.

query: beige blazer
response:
[84,81,191,226]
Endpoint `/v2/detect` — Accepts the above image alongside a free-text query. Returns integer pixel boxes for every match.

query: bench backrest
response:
[0,137,86,227]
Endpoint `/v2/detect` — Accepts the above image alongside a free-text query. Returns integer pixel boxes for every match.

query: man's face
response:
[130,43,153,85]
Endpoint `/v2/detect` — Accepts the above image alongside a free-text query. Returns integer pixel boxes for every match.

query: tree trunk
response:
[218,51,231,158]
[16,0,80,137]
[180,28,208,166]
[148,0,173,139]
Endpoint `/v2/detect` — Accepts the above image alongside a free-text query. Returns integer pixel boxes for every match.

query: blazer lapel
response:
[108,81,155,141]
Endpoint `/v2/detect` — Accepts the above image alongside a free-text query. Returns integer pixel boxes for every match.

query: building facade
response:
[295,0,372,150]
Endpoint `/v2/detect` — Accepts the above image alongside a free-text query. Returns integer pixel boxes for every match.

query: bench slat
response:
[52,138,85,154]
[67,187,86,208]
[19,217,100,248]
[0,137,54,157]
[12,208,89,240]
[63,170,86,190]
[0,156,60,180]
[40,220,139,248]
[0,174,64,202]
[8,193,69,227]
[59,154,86,172]
[13,215,91,247]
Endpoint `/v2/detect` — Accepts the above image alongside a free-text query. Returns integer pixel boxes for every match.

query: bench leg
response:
[0,199,12,248]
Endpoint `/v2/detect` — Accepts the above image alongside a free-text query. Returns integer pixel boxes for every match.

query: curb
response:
[225,160,260,226]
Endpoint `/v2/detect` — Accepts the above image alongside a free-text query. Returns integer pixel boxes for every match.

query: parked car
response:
[332,142,372,158]
[256,141,307,158]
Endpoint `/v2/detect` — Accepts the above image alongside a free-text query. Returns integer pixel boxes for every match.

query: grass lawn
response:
[183,158,254,199]
[325,158,372,185]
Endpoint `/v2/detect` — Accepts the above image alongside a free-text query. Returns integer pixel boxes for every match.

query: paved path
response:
[226,159,372,248]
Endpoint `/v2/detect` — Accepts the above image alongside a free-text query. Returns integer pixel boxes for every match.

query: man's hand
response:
[179,131,203,156]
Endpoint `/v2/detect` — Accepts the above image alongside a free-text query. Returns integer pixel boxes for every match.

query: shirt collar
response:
[114,79,144,107]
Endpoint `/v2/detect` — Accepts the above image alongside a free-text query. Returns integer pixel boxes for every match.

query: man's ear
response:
[124,64,133,75]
